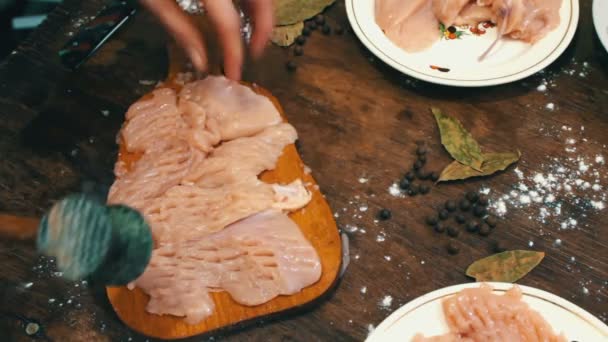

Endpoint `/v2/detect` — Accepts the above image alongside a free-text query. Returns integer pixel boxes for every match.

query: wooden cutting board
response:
[104,29,342,340]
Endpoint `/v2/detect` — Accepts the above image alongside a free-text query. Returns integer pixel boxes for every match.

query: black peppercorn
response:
[485,215,498,228]
[439,209,450,220]
[447,242,460,255]
[294,46,304,56]
[447,226,460,237]
[416,169,429,180]
[466,191,479,203]
[286,60,297,71]
[478,195,489,206]
[307,21,317,30]
[378,209,392,220]
[419,184,430,194]
[426,215,439,226]
[492,241,506,253]
[418,154,427,163]
[445,200,458,212]
[416,146,428,155]
[296,35,306,45]
[479,224,491,236]
[434,223,446,233]
[430,172,440,182]
[315,14,325,25]
[335,25,344,35]
[473,205,487,218]
[466,221,479,233]
[455,214,466,224]
[460,199,471,211]
[302,27,311,36]
[322,24,331,35]
[408,188,418,196]
[413,160,423,170]
[399,178,410,190]
[405,171,415,181]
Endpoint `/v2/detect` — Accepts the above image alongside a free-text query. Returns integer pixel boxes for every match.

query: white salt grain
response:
[596,155,605,164]
[546,103,555,111]
[367,324,375,336]
[384,255,392,261]
[582,287,590,295]
[359,205,368,212]
[376,234,386,242]
[23,282,33,289]
[380,296,393,308]
[591,201,605,210]
[537,84,547,92]
[361,286,367,294]
[592,184,602,191]
[528,241,535,247]
[388,183,404,198]
[344,225,358,233]
[553,239,562,247]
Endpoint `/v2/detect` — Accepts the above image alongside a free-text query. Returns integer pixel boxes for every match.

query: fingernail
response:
[188,48,206,71]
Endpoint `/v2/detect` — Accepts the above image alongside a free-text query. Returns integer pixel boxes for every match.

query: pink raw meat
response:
[131,210,322,324]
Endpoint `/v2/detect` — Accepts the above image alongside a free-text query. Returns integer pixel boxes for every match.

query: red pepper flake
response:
[430,65,450,73]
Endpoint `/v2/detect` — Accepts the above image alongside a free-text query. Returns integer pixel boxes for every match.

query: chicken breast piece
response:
[108,142,205,210]
[142,179,311,244]
[415,285,567,342]
[121,88,186,153]
[180,76,282,141]
[491,0,562,43]
[131,210,322,324]
[432,0,471,27]
[376,0,441,52]
[184,123,298,187]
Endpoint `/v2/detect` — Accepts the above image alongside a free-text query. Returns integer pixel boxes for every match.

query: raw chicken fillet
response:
[375,0,562,53]
[413,285,567,342]
[110,76,321,324]
[133,211,322,324]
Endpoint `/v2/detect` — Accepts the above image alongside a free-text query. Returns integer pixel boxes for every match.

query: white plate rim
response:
[593,0,608,52]
[346,0,580,87]
[366,282,608,341]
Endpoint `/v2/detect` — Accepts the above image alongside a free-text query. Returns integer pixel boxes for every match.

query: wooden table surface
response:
[1,0,607,341]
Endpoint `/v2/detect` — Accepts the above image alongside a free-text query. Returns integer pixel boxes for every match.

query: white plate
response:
[593,0,608,52]
[346,1,579,87]
[367,282,608,342]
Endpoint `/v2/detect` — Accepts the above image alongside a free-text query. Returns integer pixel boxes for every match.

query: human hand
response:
[140,0,274,80]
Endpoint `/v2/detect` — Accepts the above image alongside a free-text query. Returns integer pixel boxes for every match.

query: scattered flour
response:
[388,183,405,198]
[489,126,606,231]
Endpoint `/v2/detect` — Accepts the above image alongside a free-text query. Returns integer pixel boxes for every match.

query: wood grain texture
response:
[0,0,607,341]
[106,67,342,339]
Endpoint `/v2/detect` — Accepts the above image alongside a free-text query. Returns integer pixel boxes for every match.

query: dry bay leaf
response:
[271,21,304,46]
[274,0,335,26]
[466,250,545,283]
[432,108,484,171]
[438,151,521,182]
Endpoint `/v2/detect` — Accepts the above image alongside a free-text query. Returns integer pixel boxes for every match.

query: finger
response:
[202,0,243,80]
[246,0,275,58]
[140,0,207,71]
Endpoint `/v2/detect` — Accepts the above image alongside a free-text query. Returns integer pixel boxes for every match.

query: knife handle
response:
[0,214,38,241]
[59,0,137,70]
